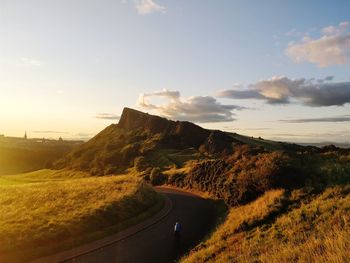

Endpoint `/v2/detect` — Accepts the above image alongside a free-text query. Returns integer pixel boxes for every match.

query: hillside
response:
[0,137,82,175]
[56,107,350,204]
[0,170,162,263]
[23,108,350,262]
[55,107,314,176]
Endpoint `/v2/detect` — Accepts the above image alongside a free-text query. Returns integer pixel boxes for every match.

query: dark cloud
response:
[297,82,350,106]
[280,115,350,123]
[218,76,350,107]
[325,76,335,81]
[218,89,264,100]
[94,113,120,120]
[138,90,245,123]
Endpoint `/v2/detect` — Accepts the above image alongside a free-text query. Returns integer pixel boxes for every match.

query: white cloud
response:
[286,21,350,67]
[19,57,43,66]
[135,0,166,15]
[138,89,244,123]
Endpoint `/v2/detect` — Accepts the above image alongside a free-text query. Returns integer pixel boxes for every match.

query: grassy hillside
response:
[182,186,350,263]
[181,152,350,263]
[0,137,82,175]
[0,170,162,262]
[228,132,314,153]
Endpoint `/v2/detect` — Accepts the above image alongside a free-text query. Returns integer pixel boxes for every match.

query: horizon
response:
[1,106,350,146]
[1,1,350,143]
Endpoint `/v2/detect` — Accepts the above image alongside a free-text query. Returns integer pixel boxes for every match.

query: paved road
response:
[64,188,218,263]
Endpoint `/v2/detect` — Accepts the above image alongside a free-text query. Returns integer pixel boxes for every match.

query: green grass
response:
[0,170,162,262]
[145,147,201,168]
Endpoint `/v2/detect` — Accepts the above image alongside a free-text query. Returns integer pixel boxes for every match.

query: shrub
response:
[134,156,148,172]
[150,167,166,186]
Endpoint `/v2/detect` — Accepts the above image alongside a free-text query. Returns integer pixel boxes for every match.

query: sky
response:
[0,0,350,142]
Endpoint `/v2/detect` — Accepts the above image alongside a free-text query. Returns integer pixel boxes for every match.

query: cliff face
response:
[118,108,175,134]
[56,107,239,175]
[117,107,237,151]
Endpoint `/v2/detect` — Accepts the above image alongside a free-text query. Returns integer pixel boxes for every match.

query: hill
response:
[19,107,350,262]
[55,107,315,176]
[0,169,162,263]
[56,107,350,205]
[0,136,83,175]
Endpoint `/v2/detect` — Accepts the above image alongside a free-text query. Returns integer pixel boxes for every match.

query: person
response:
[174,222,181,237]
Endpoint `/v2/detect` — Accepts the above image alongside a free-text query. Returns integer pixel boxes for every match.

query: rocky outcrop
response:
[118,107,174,134]
[117,107,236,153]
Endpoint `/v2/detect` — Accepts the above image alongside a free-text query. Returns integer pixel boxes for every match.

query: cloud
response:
[138,89,244,123]
[280,115,350,123]
[285,21,350,67]
[144,89,180,100]
[94,113,120,120]
[20,57,43,66]
[285,29,302,37]
[218,76,350,107]
[135,0,166,14]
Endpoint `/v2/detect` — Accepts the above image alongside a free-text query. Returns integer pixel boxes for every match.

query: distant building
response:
[24,131,27,140]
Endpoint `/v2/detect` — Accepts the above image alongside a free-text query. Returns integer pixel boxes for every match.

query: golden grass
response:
[182,189,286,263]
[0,170,160,262]
[182,186,350,263]
[0,169,89,185]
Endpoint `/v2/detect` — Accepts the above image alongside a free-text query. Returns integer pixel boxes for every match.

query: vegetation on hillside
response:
[181,151,350,263]
[34,108,350,262]
[165,145,304,205]
[0,170,161,262]
[0,137,82,175]
[55,122,204,176]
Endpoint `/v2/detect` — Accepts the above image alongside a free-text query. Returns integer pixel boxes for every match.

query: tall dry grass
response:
[182,185,350,263]
[0,170,160,262]
[182,189,286,263]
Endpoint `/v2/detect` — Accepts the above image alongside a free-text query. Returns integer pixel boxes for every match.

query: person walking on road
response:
[174,222,182,237]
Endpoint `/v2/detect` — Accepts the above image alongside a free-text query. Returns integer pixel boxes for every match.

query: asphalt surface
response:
[64,188,218,263]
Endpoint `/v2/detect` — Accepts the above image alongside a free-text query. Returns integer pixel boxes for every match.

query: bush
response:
[150,167,166,186]
[168,150,304,206]
[134,156,148,172]
[168,172,186,186]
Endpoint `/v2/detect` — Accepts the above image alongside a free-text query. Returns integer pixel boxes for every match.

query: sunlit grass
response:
[182,186,350,263]
[0,170,160,262]
[182,189,286,263]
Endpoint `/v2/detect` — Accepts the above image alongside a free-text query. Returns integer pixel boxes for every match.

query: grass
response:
[0,169,90,185]
[0,137,81,175]
[181,189,287,263]
[0,169,162,262]
[181,185,350,263]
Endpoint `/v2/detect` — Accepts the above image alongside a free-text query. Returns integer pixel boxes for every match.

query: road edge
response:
[30,191,172,263]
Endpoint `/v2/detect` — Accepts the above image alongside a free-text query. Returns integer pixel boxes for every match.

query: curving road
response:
[62,187,219,263]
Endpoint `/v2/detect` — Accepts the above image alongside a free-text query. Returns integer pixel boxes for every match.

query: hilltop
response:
[55,107,316,176]
[55,107,239,174]
[55,107,349,206]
